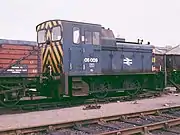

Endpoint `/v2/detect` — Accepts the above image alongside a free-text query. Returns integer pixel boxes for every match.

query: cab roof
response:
[36,19,101,30]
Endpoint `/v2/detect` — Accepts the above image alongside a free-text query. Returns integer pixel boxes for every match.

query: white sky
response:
[0,0,180,47]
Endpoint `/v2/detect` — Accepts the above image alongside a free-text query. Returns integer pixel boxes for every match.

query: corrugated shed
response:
[0,39,37,46]
[166,45,180,55]
[154,46,172,55]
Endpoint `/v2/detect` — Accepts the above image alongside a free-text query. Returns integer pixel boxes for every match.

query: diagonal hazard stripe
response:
[49,52,58,73]
[46,30,51,40]
[49,43,60,73]
[52,21,57,26]
[48,21,53,28]
[45,22,53,29]
[41,23,45,29]
[43,46,50,64]
[56,42,63,64]
[37,25,40,31]
[42,46,50,72]
[48,52,56,73]
[55,42,63,72]
[52,42,60,64]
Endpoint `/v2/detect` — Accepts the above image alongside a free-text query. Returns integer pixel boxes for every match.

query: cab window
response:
[73,27,80,44]
[52,26,61,41]
[37,30,46,43]
[93,32,100,45]
[85,31,92,44]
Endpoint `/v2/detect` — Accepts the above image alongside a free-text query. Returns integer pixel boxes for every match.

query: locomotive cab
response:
[36,20,104,76]
[36,20,105,97]
[36,20,63,76]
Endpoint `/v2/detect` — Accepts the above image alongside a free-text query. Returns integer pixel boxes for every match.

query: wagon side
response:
[0,40,39,77]
[0,39,40,106]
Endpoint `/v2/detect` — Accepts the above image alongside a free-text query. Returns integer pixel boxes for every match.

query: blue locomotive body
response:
[67,41,153,76]
[57,21,154,76]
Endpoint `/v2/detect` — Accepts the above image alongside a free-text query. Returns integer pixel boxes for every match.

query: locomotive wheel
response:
[0,84,23,107]
[123,80,142,97]
[91,81,109,99]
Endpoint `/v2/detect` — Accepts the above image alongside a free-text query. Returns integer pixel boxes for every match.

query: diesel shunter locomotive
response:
[2,19,179,107]
[36,19,163,100]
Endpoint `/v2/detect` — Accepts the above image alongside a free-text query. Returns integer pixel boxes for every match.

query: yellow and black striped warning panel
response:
[36,20,64,74]
[42,42,63,74]
[36,20,61,31]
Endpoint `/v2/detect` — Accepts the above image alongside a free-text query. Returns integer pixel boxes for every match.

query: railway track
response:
[1,105,180,135]
[0,90,163,115]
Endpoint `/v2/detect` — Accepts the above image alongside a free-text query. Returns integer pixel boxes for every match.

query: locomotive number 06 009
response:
[84,57,99,63]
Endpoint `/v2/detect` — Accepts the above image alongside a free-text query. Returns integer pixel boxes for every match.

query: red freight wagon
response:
[0,39,39,77]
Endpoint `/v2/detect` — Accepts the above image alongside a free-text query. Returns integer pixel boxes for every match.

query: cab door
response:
[69,46,83,73]
[69,26,83,75]
[82,30,101,74]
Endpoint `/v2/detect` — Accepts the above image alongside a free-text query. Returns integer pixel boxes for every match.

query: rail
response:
[1,105,180,135]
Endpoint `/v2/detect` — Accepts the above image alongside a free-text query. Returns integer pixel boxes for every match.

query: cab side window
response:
[73,27,80,44]
[85,31,92,44]
[93,32,100,45]
[84,31,100,45]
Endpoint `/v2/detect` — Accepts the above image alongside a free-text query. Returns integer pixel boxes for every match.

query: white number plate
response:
[84,57,99,63]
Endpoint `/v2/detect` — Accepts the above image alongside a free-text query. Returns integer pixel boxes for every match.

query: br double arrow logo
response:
[123,57,132,66]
